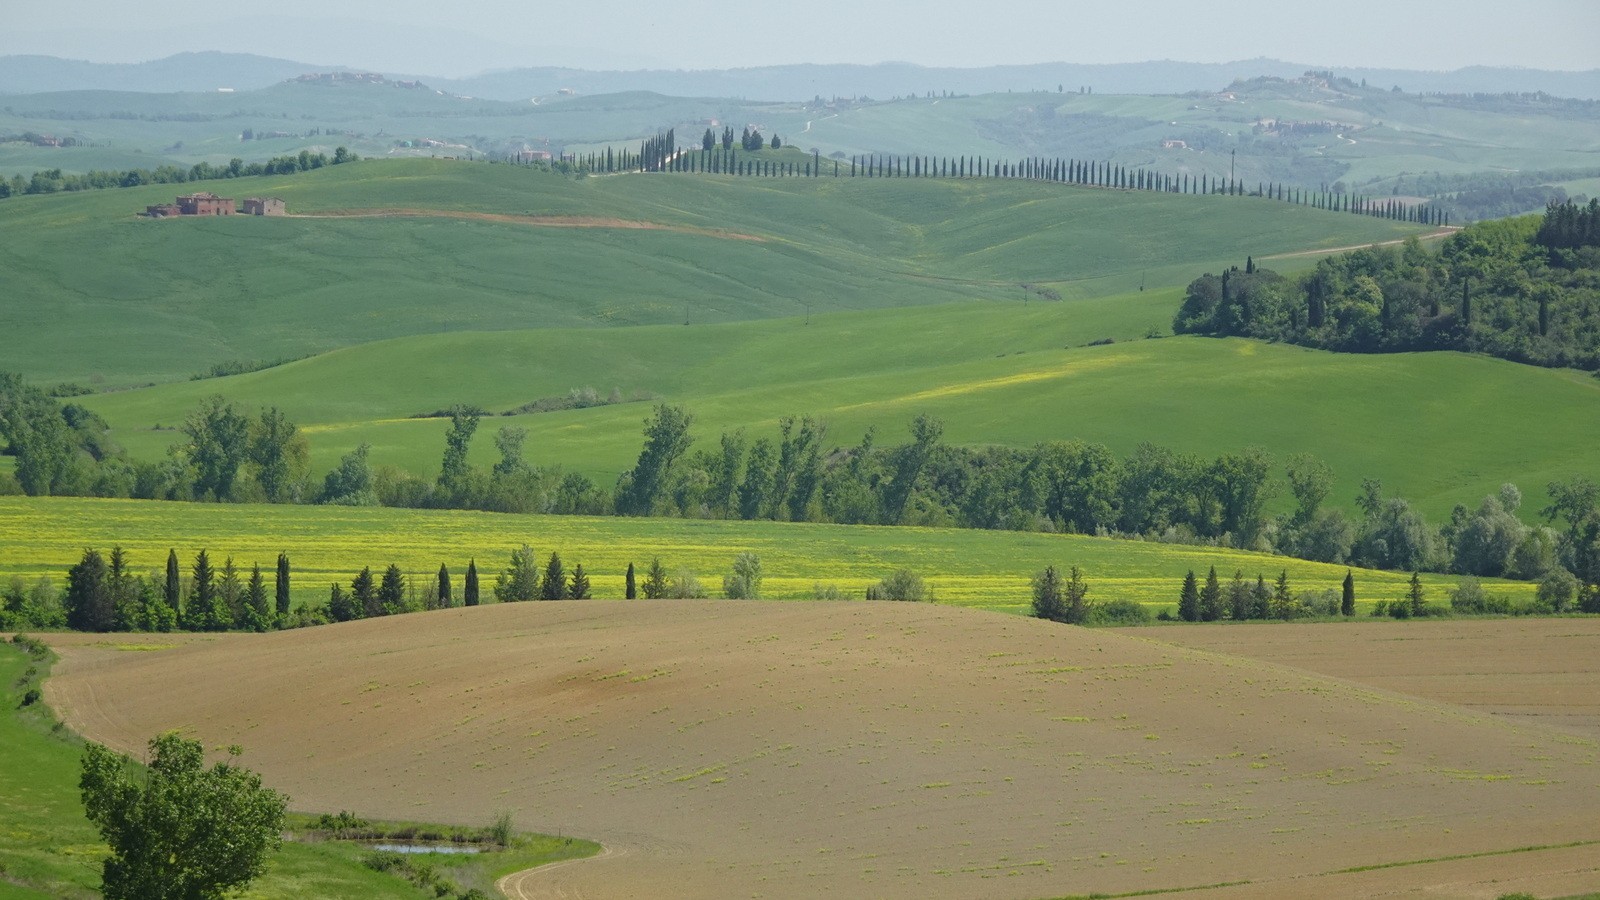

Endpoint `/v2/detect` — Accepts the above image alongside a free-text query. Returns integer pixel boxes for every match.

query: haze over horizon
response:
[8,0,1598,79]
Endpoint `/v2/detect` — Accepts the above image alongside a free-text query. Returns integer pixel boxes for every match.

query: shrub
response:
[866,569,931,602]
[488,811,514,847]
[1087,598,1152,626]
[667,572,707,599]
[1536,569,1578,613]
[722,553,762,600]
[811,583,844,600]
[1449,576,1511,614]
[20,688,41,708]
[363,851,406,873]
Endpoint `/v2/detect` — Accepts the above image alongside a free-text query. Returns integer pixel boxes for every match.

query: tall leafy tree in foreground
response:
[80,733,286,900]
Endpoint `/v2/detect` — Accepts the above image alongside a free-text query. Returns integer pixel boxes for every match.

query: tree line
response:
[5,386,1599,595]
[1174,201,1600,370]
[0,147,360,200]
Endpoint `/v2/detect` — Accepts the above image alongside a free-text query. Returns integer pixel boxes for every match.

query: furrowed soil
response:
[1122,617,1600,741]
[41,603,1600,899]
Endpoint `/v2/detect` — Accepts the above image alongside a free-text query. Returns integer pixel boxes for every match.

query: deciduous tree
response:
[79,733,286,900]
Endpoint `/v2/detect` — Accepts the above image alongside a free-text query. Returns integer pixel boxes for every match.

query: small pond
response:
[370,843,482,855]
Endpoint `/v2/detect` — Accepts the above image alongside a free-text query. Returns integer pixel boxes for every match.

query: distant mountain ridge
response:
[4,53,1599,101]
[0,52,351,95]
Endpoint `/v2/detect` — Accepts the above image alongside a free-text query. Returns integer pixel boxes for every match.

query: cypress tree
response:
[464,559,479,606]
[1461,278,1472,326]
[540,552,567,600]
[1031,565,1064,621]
[643,558,669,600]
[165,548,181,614]
[1199,566,1222,621]
[1178,570,1200,622]
[625,562,637,599]
[245,564,270,631]
[1251,575,1271,619]
[328,583,357,622]
[1227,570,1251,620]
[1063,565,1089,625]
[188,550,218,631]
[1408,572,1426,616]
[438,563,452,607]
[1272,570,1292,619]
[275,552,290,619]
[569,564,591,600]
[378,564,405,616]
[352,567,377,618]
[66,548,113,633]
[1342,570,1356,616]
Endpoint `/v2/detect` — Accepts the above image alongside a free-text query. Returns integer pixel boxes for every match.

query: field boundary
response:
[290,208,769,242]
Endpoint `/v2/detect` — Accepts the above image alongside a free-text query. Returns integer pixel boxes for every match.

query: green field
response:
[0,157,1426,385]
[0,497,1524,617]
[77,307,1600,521]
[0,639,598,899]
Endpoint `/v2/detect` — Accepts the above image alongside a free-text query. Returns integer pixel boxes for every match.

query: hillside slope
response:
[79,316,1600,519]
[43,602,1600,899]
[0,158,1425,384]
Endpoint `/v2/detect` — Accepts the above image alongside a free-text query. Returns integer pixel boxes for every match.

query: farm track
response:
[289,208,769,242]
[1259,226,1458,259]
[496,842,617,900]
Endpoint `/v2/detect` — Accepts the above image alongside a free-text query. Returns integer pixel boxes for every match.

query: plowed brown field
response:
[43,605,1600,899]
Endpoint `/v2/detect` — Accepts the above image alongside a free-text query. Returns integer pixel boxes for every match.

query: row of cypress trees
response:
[557,136,1448,226]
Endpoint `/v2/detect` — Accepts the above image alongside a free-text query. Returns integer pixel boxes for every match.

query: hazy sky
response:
[12,0,1600,75]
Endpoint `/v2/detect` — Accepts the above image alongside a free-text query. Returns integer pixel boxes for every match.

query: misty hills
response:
[4,52,1599,102]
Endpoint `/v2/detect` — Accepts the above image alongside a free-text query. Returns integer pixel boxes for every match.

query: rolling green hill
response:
[0,157,1426,385]
[78,306,1600,521]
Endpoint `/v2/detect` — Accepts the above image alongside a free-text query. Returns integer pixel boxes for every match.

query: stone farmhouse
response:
[146,193,287,218]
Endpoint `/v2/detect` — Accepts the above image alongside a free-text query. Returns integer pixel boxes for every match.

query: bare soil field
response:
[1123,618,1600,741]
[42,604,1600,900]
